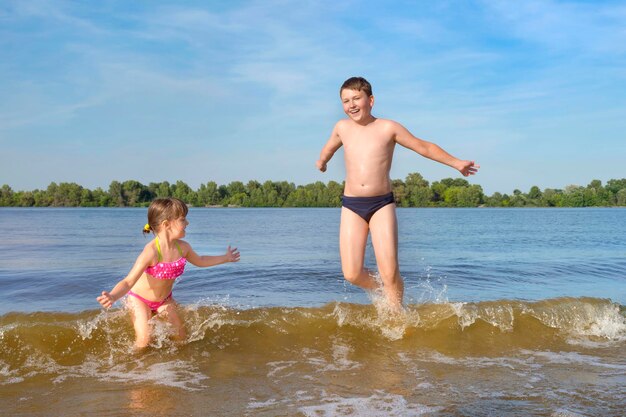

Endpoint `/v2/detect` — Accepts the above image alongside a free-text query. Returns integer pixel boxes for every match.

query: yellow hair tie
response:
[144,223,151,232]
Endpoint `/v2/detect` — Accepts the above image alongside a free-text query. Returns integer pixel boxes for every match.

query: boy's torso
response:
[339,118,396,197]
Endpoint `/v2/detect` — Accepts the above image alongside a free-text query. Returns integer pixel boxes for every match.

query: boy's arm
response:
[184,242,240,267]
[97,248,153,308]
[392,122,479,176]
[316,123,343,172]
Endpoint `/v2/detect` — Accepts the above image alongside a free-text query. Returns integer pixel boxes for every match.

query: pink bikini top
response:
[145,237,187,280]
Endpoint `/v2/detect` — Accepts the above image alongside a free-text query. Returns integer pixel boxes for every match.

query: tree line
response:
[1,174,626,208]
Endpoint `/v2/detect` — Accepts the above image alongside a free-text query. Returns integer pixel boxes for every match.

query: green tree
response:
[226,181,246,199]
[157,181,172,198]
[92,187,111,206]
[459,185,484,207]
[121,180,151,206]
[484,192,503,207]
[172,181,194,204]
[586,179,609,206]
[217,185,229,205]
[276,181,296,205]
[108,181,125,206]
[442,187,458,206]
[284,187,311,207]
[0,185,14,206]
[405,173,432,207]
[261,181,279,206]
[605,179,626,195]
[229,192,249,206]
[528,186,542,199]
[616,189,626,206]
[16,191,35,206]
[541,189,562,207]
[245,180,261,194]
[312,181,330,207]
[327,181,343,207]
[147,181,172,199]
[510,189,527,207]
[562,185,585,207]
[33,189,50,207]
[79,189,95,207]
[431,178,469,205]
[392,179,407,207]
[197,181,220,206]
[45,182,84,206]
[245,180,264,206]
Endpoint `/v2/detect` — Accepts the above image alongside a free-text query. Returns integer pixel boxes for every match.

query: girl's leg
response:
[157,300,186,342]
[369,203,404,309]
[126,296,153,349]
[339,207,379,290]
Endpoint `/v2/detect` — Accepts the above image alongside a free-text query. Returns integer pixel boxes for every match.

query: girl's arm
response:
[96,247,154,308]
[184,243,240,268]
[316,122,343,172]
[392,121,479,176]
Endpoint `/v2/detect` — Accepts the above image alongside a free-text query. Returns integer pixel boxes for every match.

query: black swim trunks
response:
[341,192,395,223]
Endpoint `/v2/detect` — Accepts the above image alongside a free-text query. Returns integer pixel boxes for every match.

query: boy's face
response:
[340,88,374,122]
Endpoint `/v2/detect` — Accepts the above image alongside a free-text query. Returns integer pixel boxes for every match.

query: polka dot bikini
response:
[145,237,186,279]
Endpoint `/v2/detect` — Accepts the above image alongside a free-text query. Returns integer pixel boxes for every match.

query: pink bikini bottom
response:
[127,291,172,313]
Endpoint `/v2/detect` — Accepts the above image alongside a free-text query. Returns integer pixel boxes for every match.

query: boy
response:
[316,77,479,310]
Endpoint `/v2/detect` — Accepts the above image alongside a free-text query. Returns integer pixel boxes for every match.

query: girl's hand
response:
[225,246,240,263]
[97,291,114,309]
[316,159,327,172]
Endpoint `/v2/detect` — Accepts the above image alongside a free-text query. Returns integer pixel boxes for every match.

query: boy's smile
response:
[341,89,374,124]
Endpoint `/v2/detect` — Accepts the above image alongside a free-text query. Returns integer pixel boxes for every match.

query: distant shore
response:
[2,174,625,208]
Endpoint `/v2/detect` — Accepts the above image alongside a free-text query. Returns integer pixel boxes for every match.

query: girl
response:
[97,197,240,349]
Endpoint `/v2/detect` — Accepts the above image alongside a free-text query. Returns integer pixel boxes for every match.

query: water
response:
[0,207,625,416]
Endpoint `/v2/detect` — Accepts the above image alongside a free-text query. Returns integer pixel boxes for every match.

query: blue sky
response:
[1,0,625,195]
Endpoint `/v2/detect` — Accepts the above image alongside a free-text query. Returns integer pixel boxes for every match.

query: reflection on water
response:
[128,385,177,417]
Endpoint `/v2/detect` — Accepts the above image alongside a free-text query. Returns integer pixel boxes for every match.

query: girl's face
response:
[170,216,188,239]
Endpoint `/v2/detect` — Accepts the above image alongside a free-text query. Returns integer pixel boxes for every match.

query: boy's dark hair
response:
[340,77,372,97]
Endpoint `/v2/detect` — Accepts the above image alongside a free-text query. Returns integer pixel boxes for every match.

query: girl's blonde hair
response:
[142,197,188,234]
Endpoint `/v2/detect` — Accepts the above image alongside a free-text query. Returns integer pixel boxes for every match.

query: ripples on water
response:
[0,207,624,415]
[1,207,625,312]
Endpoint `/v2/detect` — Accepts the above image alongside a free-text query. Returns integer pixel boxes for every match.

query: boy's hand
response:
[225,246,240,263]
[316,159,327,172]
[457,160,480,177]
[97,291,114,309]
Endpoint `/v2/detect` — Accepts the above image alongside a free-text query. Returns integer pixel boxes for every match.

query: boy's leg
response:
[126,296,153,349]
[339,206,379,290]
[158,300,186,342]
[369,203,404,307]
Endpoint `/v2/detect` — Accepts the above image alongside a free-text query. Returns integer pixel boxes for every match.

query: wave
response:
[1,297,623,351]
[0,298,626,415]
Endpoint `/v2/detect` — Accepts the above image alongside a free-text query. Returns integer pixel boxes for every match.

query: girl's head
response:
[143,197,189,235]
